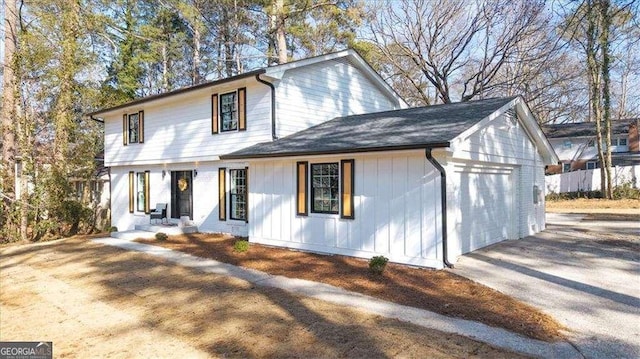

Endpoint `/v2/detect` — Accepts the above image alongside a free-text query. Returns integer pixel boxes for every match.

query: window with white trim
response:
[618,138,627,146]
[586,161,597,170]
[562,163,571,173]
[229,169,247,220]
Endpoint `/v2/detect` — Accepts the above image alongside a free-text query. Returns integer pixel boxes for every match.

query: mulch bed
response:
[137,233,564,342]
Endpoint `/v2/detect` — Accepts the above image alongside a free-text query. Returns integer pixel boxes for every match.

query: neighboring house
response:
[89,50,558,269]
[542,119,640,174]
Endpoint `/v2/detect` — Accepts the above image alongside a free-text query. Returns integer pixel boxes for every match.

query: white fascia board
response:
[106,155,222,167]
[513,97,559,165]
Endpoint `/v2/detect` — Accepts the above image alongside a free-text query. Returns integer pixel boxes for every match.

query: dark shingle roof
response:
[542,120,634,138]
[222,96,517,159]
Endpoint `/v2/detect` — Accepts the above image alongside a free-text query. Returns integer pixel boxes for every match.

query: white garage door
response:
[457,168,518,254]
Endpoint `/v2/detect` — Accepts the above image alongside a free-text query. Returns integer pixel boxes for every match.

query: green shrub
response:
[155,232,168,241]
[369,255,389,275]
[233,239,250,252]
[109,226,118,232]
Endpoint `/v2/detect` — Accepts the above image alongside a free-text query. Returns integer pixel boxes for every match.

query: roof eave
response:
[86,69,266,117]
[220,142,451,160]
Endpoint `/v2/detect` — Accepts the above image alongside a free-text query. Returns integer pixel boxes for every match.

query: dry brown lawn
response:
[546,198,640,213]
[1,236,531,358]
[138,234,565,342]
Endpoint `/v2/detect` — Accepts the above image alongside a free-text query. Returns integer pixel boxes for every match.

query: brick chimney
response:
[630,120,640,152]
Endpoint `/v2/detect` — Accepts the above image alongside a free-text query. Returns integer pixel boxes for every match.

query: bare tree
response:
[1,0,19,236]
[367,0,549,104]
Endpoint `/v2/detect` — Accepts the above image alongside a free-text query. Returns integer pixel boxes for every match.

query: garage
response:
[223,96,558,268]
[453,166,519,254]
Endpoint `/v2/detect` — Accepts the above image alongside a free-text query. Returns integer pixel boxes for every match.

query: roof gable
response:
[87,49,405,118]
[222,97,519,159]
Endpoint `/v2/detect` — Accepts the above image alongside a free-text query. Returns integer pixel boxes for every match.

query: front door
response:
[171,171,193,219]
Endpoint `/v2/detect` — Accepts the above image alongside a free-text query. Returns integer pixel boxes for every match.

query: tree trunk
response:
[276,0,287,65]
[1,0,18,230]
[162,43,169,91]
[268,0,287,65]
[599,0,613,199]
[585,0,607,197]
[192,25,201,84]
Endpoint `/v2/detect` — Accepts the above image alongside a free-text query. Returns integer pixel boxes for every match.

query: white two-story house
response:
[90,50,557,269]
[542,119,640,174]
[89,50,405,236]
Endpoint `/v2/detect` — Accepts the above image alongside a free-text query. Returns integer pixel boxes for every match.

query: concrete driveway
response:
[453,213,640,359]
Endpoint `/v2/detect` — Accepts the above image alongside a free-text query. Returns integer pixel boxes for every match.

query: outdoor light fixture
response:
[162,170,166,179]
[194,169,198,177]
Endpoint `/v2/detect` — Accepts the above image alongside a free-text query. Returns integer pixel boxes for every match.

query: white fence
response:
[545,165,640,194]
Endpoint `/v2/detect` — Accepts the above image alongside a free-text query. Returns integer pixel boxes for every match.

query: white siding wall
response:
[248,151,444,268]
[549,137,629,163]
[110,161,248,235]
[275,59,399,137]
[104,80,272,167]
[447,111,546,259]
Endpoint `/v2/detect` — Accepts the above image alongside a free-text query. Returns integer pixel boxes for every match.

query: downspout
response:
[426,148,454,269]
[255,74,277,141]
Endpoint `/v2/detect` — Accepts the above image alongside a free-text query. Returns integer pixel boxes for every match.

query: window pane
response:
[311,163,339,214]
[129,114,139,143]
[230,169,247,220]
[136,172,145,212]
[220,92,237,132]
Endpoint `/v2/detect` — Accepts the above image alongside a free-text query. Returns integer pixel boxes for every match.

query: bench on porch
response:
[149,203,168,224]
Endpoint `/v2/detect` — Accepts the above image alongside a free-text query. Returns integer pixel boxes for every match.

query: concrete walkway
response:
[454,213,640,359]
[93,237,580,359]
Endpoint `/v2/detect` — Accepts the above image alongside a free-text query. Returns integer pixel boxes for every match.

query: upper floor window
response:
[220,92,238,131]
[617,138,627,146]
[129,113,139,143]
[211,88,246,134]
[563,140,572,149]
[587,161,597,170]
[562,163,571,173]
[123,111,144,145]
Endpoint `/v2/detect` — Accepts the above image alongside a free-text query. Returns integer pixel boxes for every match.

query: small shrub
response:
[233,239,250,252]
[109,226,118,232]
[155,232,168,241]
[369,255,389,275]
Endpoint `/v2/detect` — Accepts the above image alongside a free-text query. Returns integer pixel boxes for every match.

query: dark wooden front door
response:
[171,171,193,219]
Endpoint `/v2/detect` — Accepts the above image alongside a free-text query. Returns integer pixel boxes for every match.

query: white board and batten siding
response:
[275,58,401,138]
[446,110,546,258]
[249,150,445,268]
[103,79,272,167]
[110,162,249,236]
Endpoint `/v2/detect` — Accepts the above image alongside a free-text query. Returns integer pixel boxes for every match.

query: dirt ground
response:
[138,234,564,342]
[546,198,640,213]
[0,237,530,358]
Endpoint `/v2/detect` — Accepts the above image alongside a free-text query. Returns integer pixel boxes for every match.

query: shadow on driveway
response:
[453,215,640,359]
